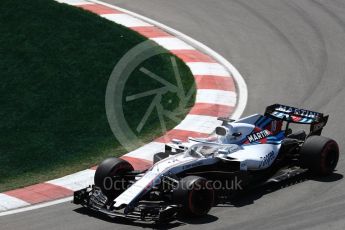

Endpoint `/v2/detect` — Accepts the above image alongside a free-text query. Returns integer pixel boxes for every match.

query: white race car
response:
[73,104,339,222]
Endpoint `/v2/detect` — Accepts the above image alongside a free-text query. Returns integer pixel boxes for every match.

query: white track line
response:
[173,115,221,133]
[125,142,165,161]
[186,62,231,77]
[101,14,152,27]
[0,194,30,212]
[56,0,92,5]
[0,197,72,217]
[196,89,237,106]
[151,37,195,50]
[47,169,95,191]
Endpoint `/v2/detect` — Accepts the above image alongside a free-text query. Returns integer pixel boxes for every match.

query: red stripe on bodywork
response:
[156,129,209,143]
[4,183,72,204]
[120,156,152,171]
[171,50,216,63]
[189,103,233,117]
[77,4,122,14]
[131,26,172,38]
[194,75,235,91]
[291,115,302,122]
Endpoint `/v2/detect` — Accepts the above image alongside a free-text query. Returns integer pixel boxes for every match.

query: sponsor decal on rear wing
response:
[264,104,326,124]
[264,104,329,135]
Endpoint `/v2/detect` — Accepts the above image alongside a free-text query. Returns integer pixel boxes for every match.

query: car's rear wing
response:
[264,104,328,135]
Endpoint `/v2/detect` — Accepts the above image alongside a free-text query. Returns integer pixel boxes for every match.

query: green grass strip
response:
[0,0,195,192]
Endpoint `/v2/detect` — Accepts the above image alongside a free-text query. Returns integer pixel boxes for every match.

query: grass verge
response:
[0,0,195,192]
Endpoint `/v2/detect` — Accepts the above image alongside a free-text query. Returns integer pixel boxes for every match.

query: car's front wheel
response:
[94,157,134,199]
[173,176,214,216]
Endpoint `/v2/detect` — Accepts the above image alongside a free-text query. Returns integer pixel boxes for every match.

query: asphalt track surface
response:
[1,0,345,229]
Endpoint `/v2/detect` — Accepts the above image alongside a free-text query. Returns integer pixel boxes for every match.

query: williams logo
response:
[247,130,270,143]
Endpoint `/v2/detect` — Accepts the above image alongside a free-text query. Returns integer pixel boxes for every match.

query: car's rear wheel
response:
[173,176,214,216]
[94,157,134,199]
[300,135,339,176]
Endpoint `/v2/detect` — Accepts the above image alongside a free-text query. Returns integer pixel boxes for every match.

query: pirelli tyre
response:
[173,176,214,216]
[300,136,339,176]
[94,157,134,199]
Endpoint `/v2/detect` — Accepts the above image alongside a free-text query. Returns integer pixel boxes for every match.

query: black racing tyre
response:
[94,157,134,198]
[153,152,169,164]
[173,176,214,216]
[300,136,339,176]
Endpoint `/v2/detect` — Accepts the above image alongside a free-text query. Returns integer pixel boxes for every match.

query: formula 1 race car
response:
[73,104,339,222]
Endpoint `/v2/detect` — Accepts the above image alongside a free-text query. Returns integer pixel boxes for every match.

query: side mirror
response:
[216,126,228,136]
[232,132,242,137]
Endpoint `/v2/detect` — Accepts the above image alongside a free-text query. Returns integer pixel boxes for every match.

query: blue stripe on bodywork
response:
[260,118,272,129]
[267,131,285,141]
[255,116,266,126]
